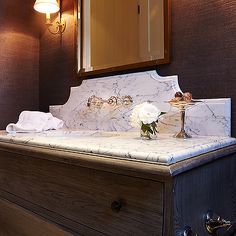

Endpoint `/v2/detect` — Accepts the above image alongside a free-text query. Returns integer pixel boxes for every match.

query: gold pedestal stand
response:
[169,101,196,139]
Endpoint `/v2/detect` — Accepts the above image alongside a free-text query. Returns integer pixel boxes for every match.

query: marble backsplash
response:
[50,70,231,136]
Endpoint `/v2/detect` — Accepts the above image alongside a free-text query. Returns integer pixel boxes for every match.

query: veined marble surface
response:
[0,130,235,165]
[50,70,231,136]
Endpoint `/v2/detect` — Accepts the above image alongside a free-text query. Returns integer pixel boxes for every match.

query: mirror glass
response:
[77,0,170,77]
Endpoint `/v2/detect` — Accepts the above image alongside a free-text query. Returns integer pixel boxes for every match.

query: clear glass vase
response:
[140,128,157,140]
[140,129,151,140]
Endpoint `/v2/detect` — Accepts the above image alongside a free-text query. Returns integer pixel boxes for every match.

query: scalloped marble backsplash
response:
[50,70,231,136]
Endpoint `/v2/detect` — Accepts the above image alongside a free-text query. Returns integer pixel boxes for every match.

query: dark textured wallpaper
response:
[0,0,40,129]
[39,0,76,112]
[158,0,236,136]
[39,0,236,136]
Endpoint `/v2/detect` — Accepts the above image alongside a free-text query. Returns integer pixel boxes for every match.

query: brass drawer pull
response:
[111,200,122,213]
[205,211,235,234]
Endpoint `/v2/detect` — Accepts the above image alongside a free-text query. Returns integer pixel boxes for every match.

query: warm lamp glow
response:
[33,0,66,34]
[34,0,59,14]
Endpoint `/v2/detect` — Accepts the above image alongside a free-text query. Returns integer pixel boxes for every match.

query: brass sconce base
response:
[48,18,66,34]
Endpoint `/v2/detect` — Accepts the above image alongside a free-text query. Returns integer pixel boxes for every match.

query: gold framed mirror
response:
[76,0,171,78]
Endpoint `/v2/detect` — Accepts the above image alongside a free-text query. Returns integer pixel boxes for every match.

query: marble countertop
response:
[0,130,235,165]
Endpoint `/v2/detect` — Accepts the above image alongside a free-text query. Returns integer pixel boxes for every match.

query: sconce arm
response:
[47,18,66,34]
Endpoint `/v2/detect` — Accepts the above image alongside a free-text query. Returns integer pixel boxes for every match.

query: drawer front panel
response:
[0,197,72,236]
[0,150,164,236]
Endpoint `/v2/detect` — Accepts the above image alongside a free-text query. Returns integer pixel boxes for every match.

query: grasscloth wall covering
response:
[0,0,40,129]
[39,0,76,112]
[158,0,236,136]
[39,0,236,136]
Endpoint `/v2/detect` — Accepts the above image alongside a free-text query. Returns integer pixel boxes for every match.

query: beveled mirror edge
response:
[74,0,79,78]
[75,0,171,79]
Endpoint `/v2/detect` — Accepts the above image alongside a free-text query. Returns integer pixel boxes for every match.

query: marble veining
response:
[50,71,231,136]
[0,71,234,166]
[0,130,235,165]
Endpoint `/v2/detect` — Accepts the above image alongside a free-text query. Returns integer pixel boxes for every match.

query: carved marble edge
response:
[0,132,235,178]
[0,130,235,165]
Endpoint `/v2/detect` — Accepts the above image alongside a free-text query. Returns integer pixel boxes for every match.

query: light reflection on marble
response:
[0,130,235,165]
[50,71,231,136]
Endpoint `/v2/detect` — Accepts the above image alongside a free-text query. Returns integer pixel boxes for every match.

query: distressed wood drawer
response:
[0,197,72,236]
[0,150,164,236]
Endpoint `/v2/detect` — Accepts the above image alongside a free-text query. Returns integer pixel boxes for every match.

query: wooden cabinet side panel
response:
[173,154,236,235]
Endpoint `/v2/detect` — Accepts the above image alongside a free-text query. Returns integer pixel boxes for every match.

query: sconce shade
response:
[34,0,59,14]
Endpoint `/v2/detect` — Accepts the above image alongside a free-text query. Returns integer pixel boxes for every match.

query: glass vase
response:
[140,129,157,140]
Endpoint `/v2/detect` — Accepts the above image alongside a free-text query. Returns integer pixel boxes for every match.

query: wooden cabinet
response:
[0,198,72,236]
[0,142,235,235]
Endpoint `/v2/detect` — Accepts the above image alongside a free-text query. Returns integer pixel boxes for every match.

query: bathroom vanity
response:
[0,131,235,235]
[1,70,235,235]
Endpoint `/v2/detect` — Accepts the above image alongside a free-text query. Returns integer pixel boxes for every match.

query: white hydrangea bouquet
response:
[130,102,164,139]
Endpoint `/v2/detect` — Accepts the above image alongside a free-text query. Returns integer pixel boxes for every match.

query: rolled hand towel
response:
[6,111,64,133]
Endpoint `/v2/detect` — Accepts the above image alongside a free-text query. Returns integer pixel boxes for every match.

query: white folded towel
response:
[6,111,64,133]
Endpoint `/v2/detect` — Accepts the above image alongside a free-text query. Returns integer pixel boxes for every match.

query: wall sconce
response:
[34,0,66,34]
